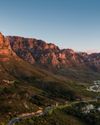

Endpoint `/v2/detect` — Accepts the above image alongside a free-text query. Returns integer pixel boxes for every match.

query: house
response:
[82,104,94,114]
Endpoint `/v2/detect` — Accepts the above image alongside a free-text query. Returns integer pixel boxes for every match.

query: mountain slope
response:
[1,32,95,124]
[0,32,100,124]
[6,35,100,82]
[7,35,100,70]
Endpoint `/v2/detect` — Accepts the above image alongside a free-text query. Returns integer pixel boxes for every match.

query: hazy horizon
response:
[0,0,100,52]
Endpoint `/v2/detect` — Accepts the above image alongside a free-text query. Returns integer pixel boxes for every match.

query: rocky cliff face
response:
[0,33,20,62]
[0,33,100,72]
[0,32,11,62]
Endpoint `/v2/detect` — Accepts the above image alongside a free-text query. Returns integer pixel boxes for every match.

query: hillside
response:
[0,32,100,124]
[7,35,100,70]
[7,35,100,82]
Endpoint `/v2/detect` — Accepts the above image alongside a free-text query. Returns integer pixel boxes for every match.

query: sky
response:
[0,0,100,52]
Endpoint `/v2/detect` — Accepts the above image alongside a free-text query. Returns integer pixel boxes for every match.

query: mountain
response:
[0,32,88,123]
[7,35,100,70]
[0,32,100,82]
[0,32,100,124]
[4,34,100,82]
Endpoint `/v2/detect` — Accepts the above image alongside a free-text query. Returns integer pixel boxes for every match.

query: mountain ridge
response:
[0,32,100,124]
[4,33,100,72]
[0,32,100,82]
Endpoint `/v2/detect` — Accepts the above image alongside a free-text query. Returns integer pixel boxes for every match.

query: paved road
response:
[8,118,21,125]
[7,110,44,125]
[7,99,97,125]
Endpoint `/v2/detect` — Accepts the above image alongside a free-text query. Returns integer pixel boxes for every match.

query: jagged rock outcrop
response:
[0,32,10,62]
[7,35,100,71]
[0,32,100,71]
[0,33,20,62]
[0,32,4,48]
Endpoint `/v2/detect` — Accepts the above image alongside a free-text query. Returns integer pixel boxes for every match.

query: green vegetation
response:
[15,109,87,125]
[57,68,100,83]
[0,56,100,124]
[62,101,100,125]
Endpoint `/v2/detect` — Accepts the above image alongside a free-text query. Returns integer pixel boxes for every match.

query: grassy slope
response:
[0,57,99,124]
[56,67,100,83]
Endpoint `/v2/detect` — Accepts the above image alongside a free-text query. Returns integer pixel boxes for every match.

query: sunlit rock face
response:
[7,35,100,70]
[0,32,100,71]
[0,32,4,48]
[0,32,11,53]
[0,33,19,62]
[0,33,9,62]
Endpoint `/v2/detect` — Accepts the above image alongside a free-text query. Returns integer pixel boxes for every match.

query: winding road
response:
[8,110,44,125]
[7,99,97,125]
